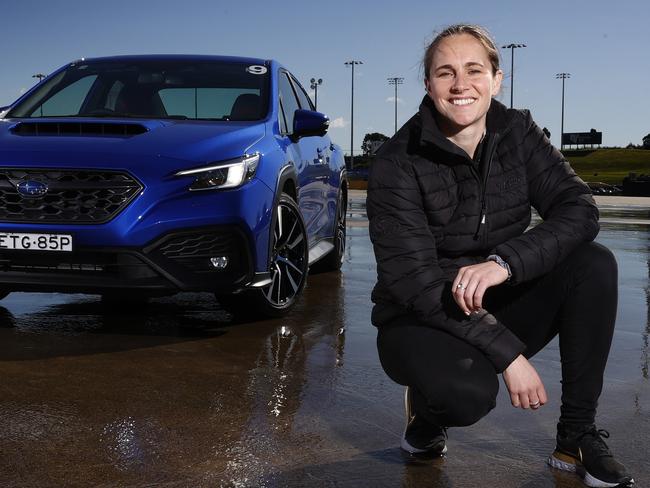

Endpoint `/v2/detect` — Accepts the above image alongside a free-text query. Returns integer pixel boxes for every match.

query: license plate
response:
[0,232,73,252]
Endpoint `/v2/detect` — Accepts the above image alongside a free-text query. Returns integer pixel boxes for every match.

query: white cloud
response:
[386,96,403,103]
[330,117,349,129]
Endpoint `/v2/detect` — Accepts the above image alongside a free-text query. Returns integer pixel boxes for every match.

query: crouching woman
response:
[367,23,633,488]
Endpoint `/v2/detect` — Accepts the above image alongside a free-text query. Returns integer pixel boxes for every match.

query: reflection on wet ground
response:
[348,194,650,228]
[1,204,650,487]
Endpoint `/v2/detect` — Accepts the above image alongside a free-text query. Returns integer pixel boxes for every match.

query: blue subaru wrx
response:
[0,55,347,317]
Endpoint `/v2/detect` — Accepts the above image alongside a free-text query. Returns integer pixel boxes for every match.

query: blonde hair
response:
[423,24,501,79]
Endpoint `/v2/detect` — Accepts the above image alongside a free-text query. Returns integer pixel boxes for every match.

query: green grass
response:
[565,148,650,184]
[348,149,650,187]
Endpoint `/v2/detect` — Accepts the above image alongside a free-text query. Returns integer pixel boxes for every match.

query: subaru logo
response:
[17,180,48,198]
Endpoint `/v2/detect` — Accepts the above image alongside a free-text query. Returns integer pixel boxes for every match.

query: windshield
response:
[7,59,270,121]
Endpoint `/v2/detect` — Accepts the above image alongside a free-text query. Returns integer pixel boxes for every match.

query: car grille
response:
[0,168,143,223]
[157,232,244,273]
[159,233,235,258]
[0,253,155,278]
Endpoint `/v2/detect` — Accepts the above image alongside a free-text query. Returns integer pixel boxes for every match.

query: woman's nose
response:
[451,73,468,92]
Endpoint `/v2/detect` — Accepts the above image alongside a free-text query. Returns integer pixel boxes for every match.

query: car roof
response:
[72,54,273,65]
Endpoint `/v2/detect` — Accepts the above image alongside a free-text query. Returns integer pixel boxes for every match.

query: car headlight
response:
[175,154,260,191]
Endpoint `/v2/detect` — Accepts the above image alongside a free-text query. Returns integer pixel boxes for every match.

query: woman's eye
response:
[438,72,453,78]
[469,69,483,75]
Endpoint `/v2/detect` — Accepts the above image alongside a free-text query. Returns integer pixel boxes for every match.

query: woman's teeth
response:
[451,98,475,106]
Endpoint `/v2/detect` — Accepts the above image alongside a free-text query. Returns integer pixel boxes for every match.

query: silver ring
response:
[457,283,464,289]
[530,401,540,408]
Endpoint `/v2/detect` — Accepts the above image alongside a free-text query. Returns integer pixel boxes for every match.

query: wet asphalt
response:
[1,193,649,487]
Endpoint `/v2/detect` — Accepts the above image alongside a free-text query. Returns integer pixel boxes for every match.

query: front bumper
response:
[0,225,267,295]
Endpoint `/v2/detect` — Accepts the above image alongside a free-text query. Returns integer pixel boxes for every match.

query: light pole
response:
[387,77,403,134]
[345,60,362,169]
[309,78,322,110]
[32,74,47,117]
[501,44,526,108]
[556,73,570,150]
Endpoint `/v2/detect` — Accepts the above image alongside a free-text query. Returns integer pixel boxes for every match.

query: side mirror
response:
[292,109,329,139]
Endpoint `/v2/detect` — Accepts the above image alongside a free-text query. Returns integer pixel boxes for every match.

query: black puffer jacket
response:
[367,96,599,372]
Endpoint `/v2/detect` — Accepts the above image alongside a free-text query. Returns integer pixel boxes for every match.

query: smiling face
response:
[425,33,502,137]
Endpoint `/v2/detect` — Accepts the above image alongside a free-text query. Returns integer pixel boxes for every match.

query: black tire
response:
[312,189,346,272]
[217,193,309,319]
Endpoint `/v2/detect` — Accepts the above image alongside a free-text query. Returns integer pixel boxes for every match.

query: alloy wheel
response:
[263,196,308,307]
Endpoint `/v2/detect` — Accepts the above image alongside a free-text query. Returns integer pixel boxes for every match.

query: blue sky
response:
[2,0,649,151]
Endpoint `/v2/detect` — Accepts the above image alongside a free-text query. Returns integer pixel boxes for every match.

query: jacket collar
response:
[418,95,514,153]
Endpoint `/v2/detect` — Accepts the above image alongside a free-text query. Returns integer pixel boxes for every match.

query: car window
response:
[290,76,314,110]
[278,98,288,133]
[104,80,125,111]
[278,72,300,134]
[158,88,259,119]
[8,60,269,121]
[33,75,98,117]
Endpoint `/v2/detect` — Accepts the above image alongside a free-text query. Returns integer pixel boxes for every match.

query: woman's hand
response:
[452,261,509,315]
[502,354,548,410]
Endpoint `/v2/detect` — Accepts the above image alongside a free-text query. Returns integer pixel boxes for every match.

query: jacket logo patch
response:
[498,175,524,191]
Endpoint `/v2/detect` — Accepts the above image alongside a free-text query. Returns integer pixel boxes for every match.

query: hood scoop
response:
[10,121,148,137]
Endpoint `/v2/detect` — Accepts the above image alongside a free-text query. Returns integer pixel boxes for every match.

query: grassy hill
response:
[565,148,650,184]
[348,148,650,189]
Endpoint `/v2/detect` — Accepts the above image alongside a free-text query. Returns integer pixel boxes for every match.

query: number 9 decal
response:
[246,65,268,75]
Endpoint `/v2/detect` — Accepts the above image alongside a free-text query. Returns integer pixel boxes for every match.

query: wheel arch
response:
[263,164,300,272]
[274,164,299,204]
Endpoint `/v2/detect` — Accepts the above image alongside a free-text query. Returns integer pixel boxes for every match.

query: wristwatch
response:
[487,254,512,281]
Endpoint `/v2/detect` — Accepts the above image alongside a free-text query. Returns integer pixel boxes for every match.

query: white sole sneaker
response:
[548,451,633,487]
[401,386,447,456]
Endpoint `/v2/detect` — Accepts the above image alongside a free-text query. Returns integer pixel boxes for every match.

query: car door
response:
[286,74,332,241]
[277,71,321,247]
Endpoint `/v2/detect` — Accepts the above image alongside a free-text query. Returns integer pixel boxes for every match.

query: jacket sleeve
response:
[367,156,525,372]
[492,112,599,284]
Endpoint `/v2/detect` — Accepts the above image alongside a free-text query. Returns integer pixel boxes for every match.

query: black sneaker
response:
[548,423,634,487]
[400,387,447,457]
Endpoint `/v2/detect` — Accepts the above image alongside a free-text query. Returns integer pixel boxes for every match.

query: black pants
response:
[376,242,618,428]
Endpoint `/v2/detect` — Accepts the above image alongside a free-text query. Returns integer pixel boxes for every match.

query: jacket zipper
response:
[473,134,499,241]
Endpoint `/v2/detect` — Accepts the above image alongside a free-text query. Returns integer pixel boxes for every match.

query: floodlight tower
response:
[310,78,323,110]
[387,77,404,134]
[345,60,363,169]
[556,72,571,149]
[501,43,526,108]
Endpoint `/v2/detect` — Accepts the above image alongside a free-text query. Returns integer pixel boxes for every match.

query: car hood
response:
[0,118,266,174]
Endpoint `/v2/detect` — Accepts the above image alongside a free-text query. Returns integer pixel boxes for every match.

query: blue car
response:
[0,55,347,317]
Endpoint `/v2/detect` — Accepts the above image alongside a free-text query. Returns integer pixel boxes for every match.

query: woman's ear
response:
[492,69,504,97]
[424,77,432,97]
